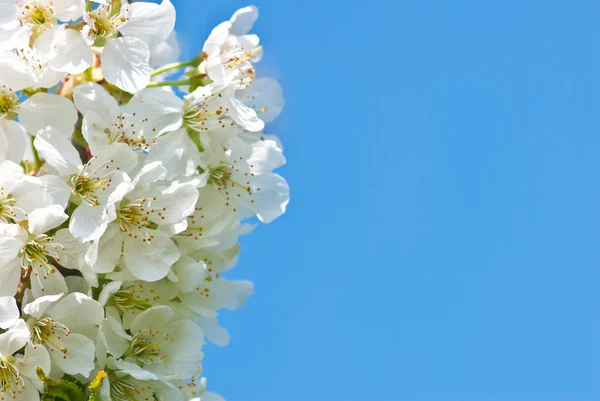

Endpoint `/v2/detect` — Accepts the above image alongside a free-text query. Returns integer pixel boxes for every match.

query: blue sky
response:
[171,1,600,400]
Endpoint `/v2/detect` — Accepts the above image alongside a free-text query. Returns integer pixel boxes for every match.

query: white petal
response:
[149,31,179,68]
[0,0,18,25]
[53,0,85,21]
[0,260,21,297]
[163,319,204,378]
[47,26,93,74]
[127,88,183,135]
[0,296,19,329]
[0,319,29,357]
[129,305,172,334]
[202,21,231,53]
[171,257,206,293]
[224,95,264,132]
[36,175,71,209]
[52,333,95,376]
[123,230,179,282]
[119,0,176,47]
[131,161,166,187]
[147,129,200,179]
[18,343,50,387]
[0,120,26,163]
[34,126,81,175]
[147,181,198,224]
[12,379,40,401]
[245,139,286,174]
[242,173,289,223]
[229,5,259,35]
[102,37,151,94]
[0,224,25,263]
[73,82,119,124]
[28,205,68,234]
[69,203,111,243]
[100,312,129,359]
[0,53,33,90]
[80,111,112,154]
[236,77,285,123]
[95,224,123,274]
[222,280,254,310]
[23,293,63,319]
[30,266,68,299]
[19,93,78,135]
[98,281,122,306]
[50,292,104,331]
[107,358,160,381]
[196,316,230,346]
[18,95,74,140]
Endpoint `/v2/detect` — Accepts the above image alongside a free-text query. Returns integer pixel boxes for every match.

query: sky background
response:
[171,1,600,400]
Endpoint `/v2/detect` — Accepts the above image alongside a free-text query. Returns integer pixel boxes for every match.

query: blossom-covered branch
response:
[0,1,288,400]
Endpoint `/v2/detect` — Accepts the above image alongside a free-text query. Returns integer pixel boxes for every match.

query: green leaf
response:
[37,366,86,401]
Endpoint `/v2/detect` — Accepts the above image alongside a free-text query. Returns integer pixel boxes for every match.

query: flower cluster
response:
[0,1,288,400]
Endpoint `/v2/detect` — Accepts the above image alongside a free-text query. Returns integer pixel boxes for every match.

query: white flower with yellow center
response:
[0,0,85,50]
[174,185,252,257]
[94,161,199,282]
[99,305,204,380]
[0,160,70,226]
[97,276,177,328]
[73,82,157,157]
[0,0,57,50]
[19,291,104,377]
[34,127,139,242]
[202,6,262,90]
[98,359,183,401]
[0,204,91,297]
[0,85,77,164]
[63,0,176,93]
[0,45,66,90]
[0,316,50,401]
[173,247,253,324]
[128,81,264,139]
[199,136,289,224]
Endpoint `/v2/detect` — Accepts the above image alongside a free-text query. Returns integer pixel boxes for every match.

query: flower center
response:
[114,287,152,312]
[70,173,108,206]
[117,199,156,239]
[104,115,149,152]
[129,329,168,365]
[0,87,19,119]
[219,45,262,87]
[30,317,70,357]
[0,357,24,396]
[84,3,130,42]
[0,195,19,224]
[182,97,231,133]
[20,234,64,272]
[109,376,155,401]
[17,0,56,33]
[208,161,250,192]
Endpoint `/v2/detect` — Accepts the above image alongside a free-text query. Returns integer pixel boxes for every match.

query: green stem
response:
[151,58,200,77]
[147,78,193,88]
[86,0,93,11]
[30,135,41,173]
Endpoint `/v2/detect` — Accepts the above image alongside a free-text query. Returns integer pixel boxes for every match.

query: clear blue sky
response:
[172,1,600,400]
